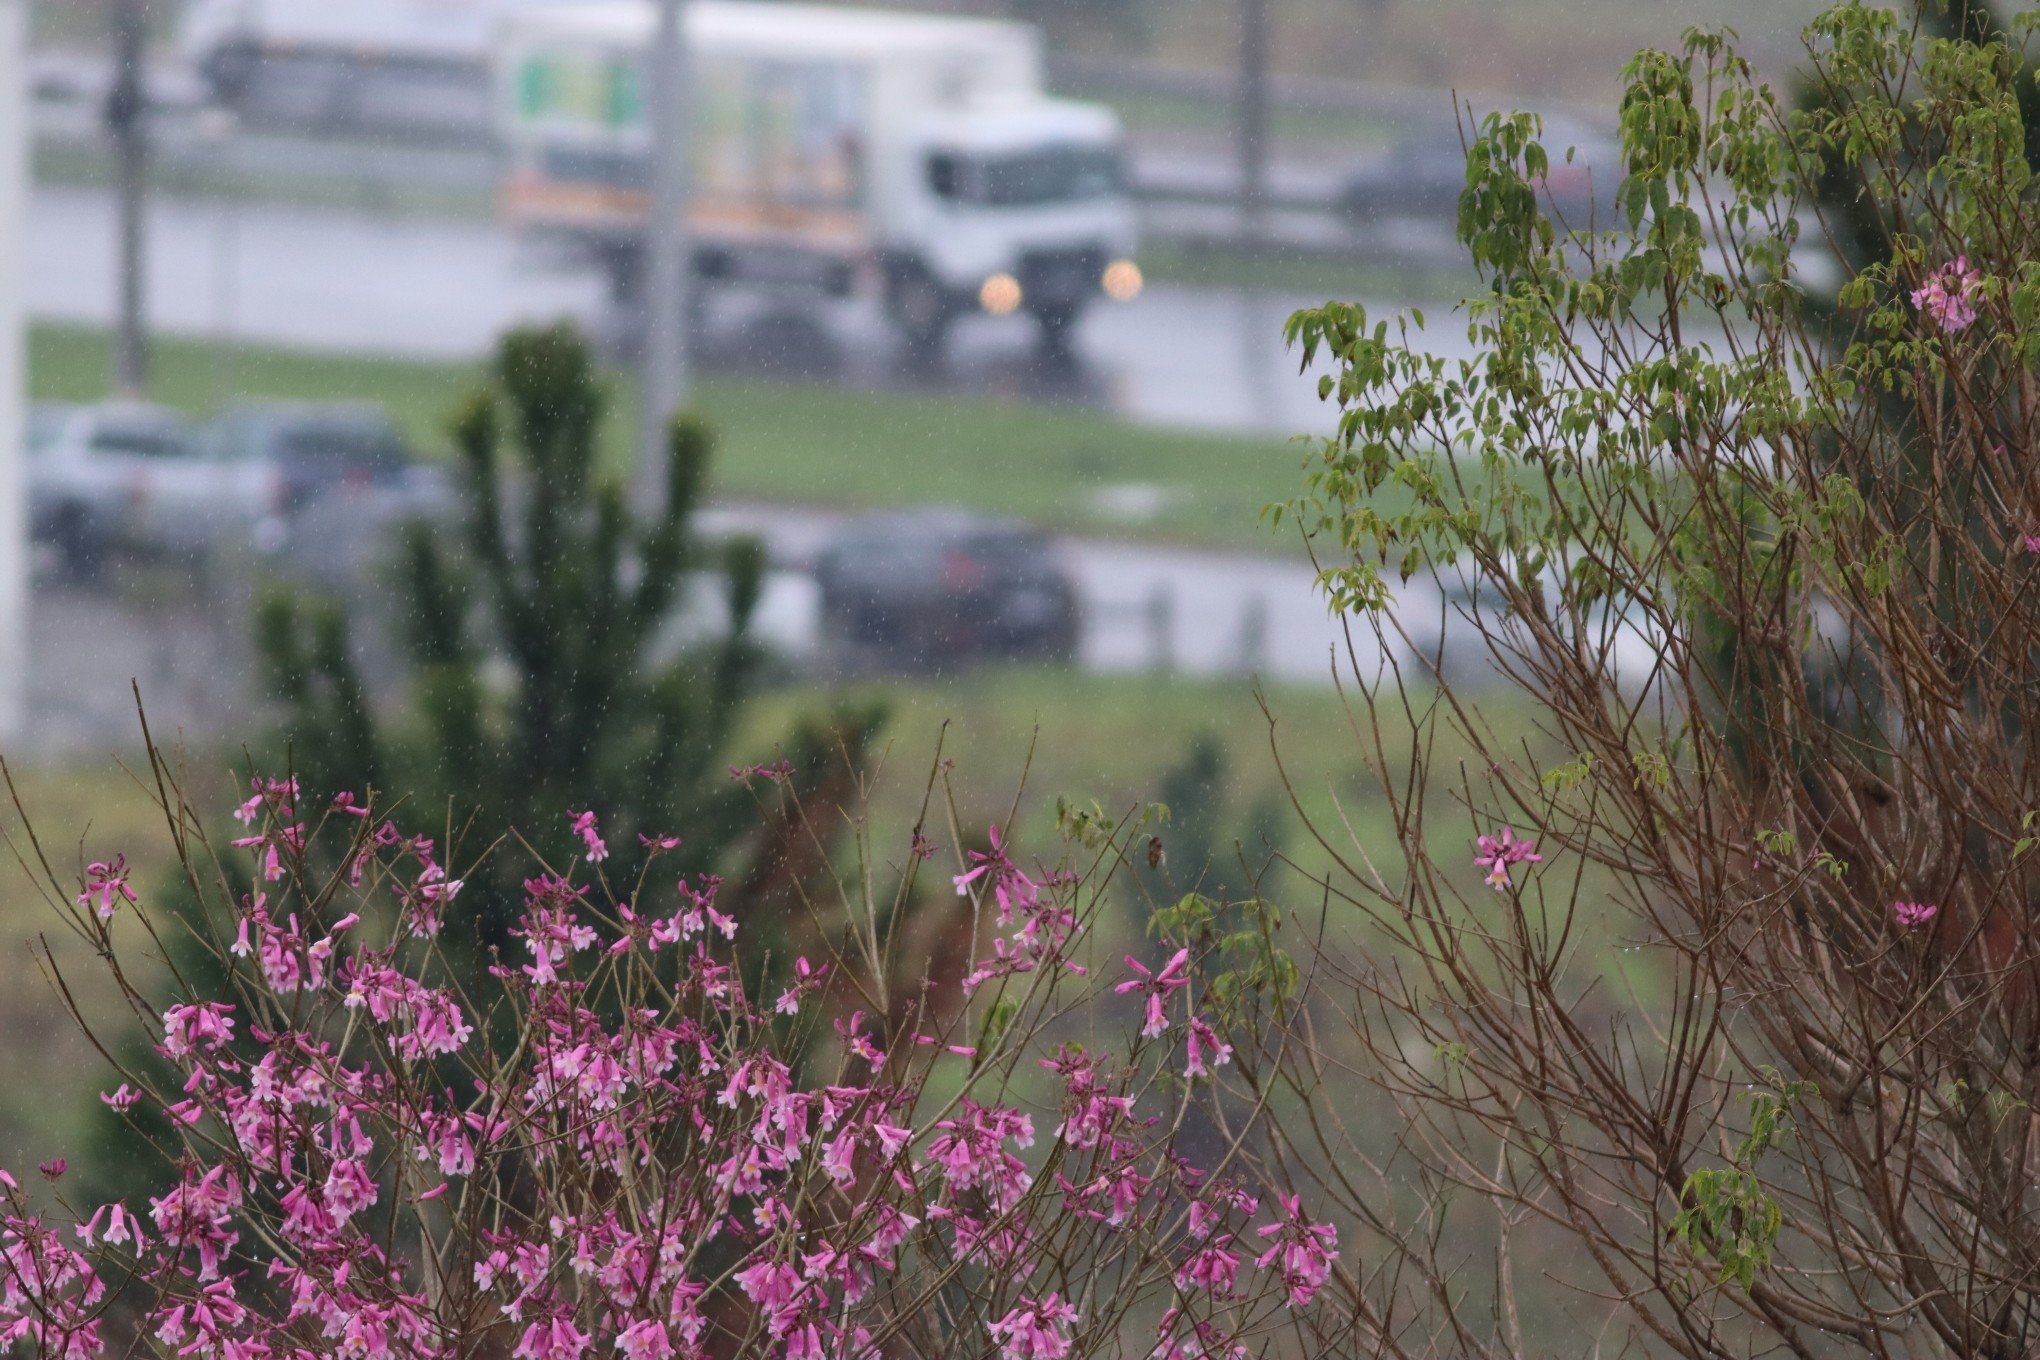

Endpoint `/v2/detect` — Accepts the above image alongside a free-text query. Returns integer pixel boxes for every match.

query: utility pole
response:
[0,0,26,743]
[107,0,150,396]
[1236,0,1269,246]
[637,0,691,504]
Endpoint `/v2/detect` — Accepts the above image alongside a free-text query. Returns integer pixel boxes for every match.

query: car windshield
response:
[959,529,1051,565]
[90,422,194,460]
[938,144,1122,208]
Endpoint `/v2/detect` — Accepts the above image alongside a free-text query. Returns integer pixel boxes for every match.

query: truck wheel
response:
[1031,301,1085,352]
[600,244,646,305]
[886,266,954,357]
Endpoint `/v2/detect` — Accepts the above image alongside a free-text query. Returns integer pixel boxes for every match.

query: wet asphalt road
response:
[23,183,1487,437]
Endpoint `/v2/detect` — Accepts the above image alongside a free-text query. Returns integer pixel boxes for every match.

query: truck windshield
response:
[932,145,1122,207]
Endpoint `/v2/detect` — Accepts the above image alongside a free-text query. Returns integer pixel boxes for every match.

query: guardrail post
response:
[1237,591,1268,675]
[1146,584,1175,674]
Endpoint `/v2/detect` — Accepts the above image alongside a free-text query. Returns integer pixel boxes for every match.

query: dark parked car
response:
[815,509,1080,670]
[203,402,425,514]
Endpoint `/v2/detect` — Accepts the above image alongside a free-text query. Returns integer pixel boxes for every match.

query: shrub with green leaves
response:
[1246,2,2040,1353]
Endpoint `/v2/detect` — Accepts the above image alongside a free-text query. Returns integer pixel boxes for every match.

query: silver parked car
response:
[27,402,288,577]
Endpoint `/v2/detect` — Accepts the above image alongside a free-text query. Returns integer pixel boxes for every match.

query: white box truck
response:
[498,1,1143,351]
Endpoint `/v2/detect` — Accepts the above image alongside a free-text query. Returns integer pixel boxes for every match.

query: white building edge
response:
[0,0,24,741]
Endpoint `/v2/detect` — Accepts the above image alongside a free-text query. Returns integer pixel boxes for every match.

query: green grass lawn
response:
[29,323,1328,546]
[744,665,1383,863]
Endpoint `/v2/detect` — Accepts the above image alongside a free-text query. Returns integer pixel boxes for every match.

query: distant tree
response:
[255,322,878,949]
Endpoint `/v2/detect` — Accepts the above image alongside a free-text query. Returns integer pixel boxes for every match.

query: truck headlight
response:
[1102,259,1143,302]
[979,273,1023,315]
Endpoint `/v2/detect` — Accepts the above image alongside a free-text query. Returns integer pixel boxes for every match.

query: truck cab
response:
[889,101,1139,349]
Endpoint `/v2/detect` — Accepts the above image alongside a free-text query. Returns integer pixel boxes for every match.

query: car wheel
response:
[48,504,105,584]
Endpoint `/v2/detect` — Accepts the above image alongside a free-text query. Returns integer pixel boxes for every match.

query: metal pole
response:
[1236,0,1269,245]
[0,0,26,742]
[108,0,150,396]
[638,0,691,503]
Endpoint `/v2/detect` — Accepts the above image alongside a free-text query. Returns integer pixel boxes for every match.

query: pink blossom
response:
[1176,1237,1241,1294]
[76,1202,143,1248]
[323,1159,378,1224]
[987,1293,1080,1360]
[1473,826,1542,891]
[516,1316,590,1360]
[1912,255,1983,332]
[1894,899,1939,929]
[98,1083,141,1111]
[1185,1016,1232,1078]
[775,956,828,1015]
[1116,948,1191,1037]
[926,1101,1035,1211]
[734,1258,804,1313]
[569,809,609,863]
[1253,1193,1339,1308]
[1041,1048,1132,1149]
[77,856,138,921]
[160,1002,236,1060]
[616,1319,672,1360]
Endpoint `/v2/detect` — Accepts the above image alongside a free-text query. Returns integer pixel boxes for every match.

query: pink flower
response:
[98,1083,141,1111]
[775,956,828,1015]
[1253,1193,1339,1308]
[734,1259,803,1313]
[616,1320,672,1360]
[78,856,138,921]
[516,1316,589,1360]
[160,1002,235,1059]
[1185,1016,1232,1078]
[76,1202,143,1248]
[1912,255,1983,332]
[322,1159,378,1224]
[1175,1237,1241,1294]
[925,1101,1035,1210]
[1041,1049,1132,1148]
[1473,826,1542,891]
[1116,948,1191,1037]
[569,810,608,863]
[1894,899,1939,929]
[987,1293,1079,1360]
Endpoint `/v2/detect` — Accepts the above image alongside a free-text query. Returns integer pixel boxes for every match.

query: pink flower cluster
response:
[953,826,1085,995]
[1474,826,1543,891]
[4,788,1339,1360]
[1894,899,1939,930]
[1912,256,1983,333]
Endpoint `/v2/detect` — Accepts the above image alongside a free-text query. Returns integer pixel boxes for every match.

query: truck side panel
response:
[504,40,876,259]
